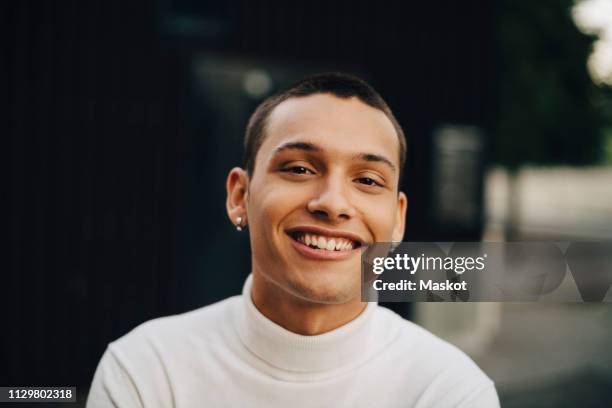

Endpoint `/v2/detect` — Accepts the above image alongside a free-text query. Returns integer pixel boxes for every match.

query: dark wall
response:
[4,0,493,387]
[4,0,185,385]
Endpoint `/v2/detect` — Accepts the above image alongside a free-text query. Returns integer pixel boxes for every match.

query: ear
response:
[391,191,407,242]
[226,167,249,227]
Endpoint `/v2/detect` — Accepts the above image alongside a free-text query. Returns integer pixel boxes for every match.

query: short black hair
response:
[244,72,407,183]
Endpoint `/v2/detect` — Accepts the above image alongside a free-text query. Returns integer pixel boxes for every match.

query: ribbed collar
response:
[234,274,378,376]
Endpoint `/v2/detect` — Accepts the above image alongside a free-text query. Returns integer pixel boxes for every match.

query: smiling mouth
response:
[287,231,362,252]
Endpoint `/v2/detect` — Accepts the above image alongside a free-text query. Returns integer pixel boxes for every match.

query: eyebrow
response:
[273,141,322,155]
[272,141,396,173]
[355,153,396,173]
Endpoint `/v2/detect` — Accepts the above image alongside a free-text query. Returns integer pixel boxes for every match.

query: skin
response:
[226,93,407,335]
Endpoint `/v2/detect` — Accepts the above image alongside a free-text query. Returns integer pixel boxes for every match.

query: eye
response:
[281,166,315,175]
[355,177,383,187]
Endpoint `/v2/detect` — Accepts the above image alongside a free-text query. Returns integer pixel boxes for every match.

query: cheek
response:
[361,198,397,240]
[248,183,310,235]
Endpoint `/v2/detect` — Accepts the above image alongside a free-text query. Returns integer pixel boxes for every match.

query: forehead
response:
[260,94,400,165]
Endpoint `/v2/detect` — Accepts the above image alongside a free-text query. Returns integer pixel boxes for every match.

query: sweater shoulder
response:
[108,295,240,358]
[374,306,493,384]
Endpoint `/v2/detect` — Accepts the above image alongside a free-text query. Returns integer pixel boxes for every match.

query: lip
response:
[288,234,360,260]
[285,225,366,246]
[285,225,366,261]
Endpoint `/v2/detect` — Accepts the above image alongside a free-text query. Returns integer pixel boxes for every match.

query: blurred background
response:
[4,0,612,406]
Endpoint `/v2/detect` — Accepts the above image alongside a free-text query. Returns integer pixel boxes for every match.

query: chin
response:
[284,268,361,305]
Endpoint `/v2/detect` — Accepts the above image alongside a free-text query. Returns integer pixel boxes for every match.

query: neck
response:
[251,272,367,335]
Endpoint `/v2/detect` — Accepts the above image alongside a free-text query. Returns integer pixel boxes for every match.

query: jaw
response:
[249,225,365,305]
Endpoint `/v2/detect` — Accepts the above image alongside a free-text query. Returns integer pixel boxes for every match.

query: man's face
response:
[245,93,406,304]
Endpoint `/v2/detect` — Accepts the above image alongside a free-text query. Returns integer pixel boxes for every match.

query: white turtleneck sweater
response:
[87,275,499,407]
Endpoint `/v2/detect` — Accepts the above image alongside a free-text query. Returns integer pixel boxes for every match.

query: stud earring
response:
[235,216,243,231]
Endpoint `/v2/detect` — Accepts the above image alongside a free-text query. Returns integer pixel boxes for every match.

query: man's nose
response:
[306,175,356,221]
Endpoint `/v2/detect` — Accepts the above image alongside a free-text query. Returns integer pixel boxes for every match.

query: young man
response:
[87,73,500,407]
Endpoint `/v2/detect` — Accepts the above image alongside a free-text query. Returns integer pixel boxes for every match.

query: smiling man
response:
[87,73,500,408]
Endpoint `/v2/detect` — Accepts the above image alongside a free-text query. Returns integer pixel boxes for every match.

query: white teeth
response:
[326,240,336,251]
[317,237,327,249]
[294,232,355,251]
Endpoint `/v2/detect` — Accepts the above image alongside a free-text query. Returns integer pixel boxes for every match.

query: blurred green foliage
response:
[494,0,609,169]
